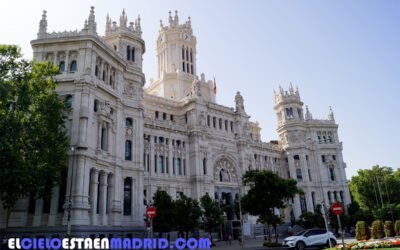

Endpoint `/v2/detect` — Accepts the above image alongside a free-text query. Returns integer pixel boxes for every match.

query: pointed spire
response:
[105,14,112,33]
[328,106,335,121]
[119,8,127,28]
[305,105,312,121]
[187,16,191,28]
[174,10,179,25]
[168,10,173,26]
[38,10,47,38]
[160,19,164,29]
[86,6,97,33]
[295,85,300,96]
[289,82,294,94]
[135,15,141,33]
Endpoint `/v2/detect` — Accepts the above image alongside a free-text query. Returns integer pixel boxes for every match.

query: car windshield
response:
[295,230,307,236]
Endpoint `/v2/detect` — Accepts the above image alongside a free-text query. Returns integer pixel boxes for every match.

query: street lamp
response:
[67,146,75,236]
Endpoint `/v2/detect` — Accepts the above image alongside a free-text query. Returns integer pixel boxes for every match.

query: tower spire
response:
[85,6,97,34]
[328,106,335,121]
[38,10,47,39]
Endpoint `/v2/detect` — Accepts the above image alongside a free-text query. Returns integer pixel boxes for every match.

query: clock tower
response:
[146,11,198,100]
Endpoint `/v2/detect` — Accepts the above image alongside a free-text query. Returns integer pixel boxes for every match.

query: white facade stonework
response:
[0,7,350,236]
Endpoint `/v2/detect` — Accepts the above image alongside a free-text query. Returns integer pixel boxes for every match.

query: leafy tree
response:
[297,212,324,229]
[350,166,400,210]
[240,170,300,243]
[175,194,202,239]
[200,193,223,235]
[152,190,175,237]
[0,45,69,227]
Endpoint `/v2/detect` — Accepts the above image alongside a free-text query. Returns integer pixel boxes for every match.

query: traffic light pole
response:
[337,214,345,250]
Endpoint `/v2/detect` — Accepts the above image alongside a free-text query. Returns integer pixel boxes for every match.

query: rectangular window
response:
[308,169,312,181]
[183,159,186,175]
[296,168,302,181]
[177,158,182,175]
[159,156,164,173]
[213,117,216,128]
[203,158,207,175]
[173,157,176,175]
[230,121,234,132]
[321,155,326,163]
[225,120,228,131]
[207,116,210,127]
[100,124,108,151]
[154,155,157,173]
[329,167,335,181]
[166,157,169,174]
[170,115,174,121]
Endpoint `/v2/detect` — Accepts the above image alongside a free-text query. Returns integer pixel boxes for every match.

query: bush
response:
[371,220,384,239]
[384,220,394,237]
[263,241,282,247]
[355,221,368,240]
[395,220,400,236]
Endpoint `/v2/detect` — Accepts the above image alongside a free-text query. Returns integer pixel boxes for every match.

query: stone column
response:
[99,172,108,225]
[90,169,99,225]
[32,199,43,226]
[107,174,114,225]
[48,186,60,226]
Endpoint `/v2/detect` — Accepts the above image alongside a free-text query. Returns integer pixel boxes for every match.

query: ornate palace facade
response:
[0,7,350,236]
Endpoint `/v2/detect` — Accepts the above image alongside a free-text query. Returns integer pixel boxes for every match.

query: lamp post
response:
[238,191,244,248]
[67,146,75,236]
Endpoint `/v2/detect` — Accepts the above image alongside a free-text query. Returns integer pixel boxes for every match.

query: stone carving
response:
[124,82,136,97]
[214,157,236,182]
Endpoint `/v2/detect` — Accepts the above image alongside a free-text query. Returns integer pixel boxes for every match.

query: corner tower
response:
[146,11,198,100]
[103,9,145,71]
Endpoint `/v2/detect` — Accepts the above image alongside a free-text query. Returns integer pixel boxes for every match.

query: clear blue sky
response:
[2,0,399,177]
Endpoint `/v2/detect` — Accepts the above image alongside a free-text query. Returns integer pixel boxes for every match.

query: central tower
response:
[146,11,197,100]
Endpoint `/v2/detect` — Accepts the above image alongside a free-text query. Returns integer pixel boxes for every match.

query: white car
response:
[282,229,337,250]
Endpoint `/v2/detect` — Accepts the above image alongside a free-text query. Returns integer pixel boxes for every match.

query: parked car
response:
[282,228,337,250]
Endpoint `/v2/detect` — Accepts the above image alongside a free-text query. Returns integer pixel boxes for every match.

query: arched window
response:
[102,70,106,81]
[95,65,99,77]
[127,46,131,61]
[125,140,132,161]
[65,95,73,108]
[186,48,189,61]
[126,118,133,128]
[190,49,193,63]
[182,46,185,60]
[69,60,77,72]
[182,62,185,72]
[123,178,132,215]
[59,61,65,72]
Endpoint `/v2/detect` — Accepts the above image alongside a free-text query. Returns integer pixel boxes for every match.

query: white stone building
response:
[0,7,350,237]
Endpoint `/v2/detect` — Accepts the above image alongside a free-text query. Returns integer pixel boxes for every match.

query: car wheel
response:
[296,241,306,250]
[327,239,336,247]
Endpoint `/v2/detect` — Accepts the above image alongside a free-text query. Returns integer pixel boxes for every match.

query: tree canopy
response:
[152,190,175,236]
[200,193,223,234]
[350,165,400,210]
[241,170,300,242]
[0,44,69,213]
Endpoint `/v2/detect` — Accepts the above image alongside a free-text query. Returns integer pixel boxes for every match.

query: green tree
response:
[0,45,69,227]
[200,193,223,235]
[350,166,400,210]
[175,194,202,239]
[240,170,300,243]
[297,212,324,229]
[152,190,175,237]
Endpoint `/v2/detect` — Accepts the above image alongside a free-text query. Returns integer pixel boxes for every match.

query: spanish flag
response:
[213,77,217,95]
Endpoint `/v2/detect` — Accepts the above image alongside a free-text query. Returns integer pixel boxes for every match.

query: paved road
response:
[212,237,357,250]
